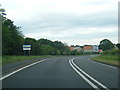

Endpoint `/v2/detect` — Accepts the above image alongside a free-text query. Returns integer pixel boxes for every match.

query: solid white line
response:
[89,59,117,69]
[69,59,99,89]
[71,58,110,90]
[0,59,47,81]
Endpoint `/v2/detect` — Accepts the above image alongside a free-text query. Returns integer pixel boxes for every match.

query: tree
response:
[40,45,55,55]
[99,39,115,51]
[24,38,36,46]
[2,18,24,55]
[37,39,70,55]
[32,42,42,55]
[37,38,53,46]
[116,43,120,49]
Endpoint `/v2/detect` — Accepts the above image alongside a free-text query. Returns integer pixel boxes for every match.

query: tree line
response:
[2,15,74,55]
[1,7,120,56]
[2,17,120,56]
[98,39,120,56]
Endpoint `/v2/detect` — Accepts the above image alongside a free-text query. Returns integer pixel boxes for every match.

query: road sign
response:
[23,45,31,48]
[23,45,31,56]
[23,48,31,50]
[23,45,31,51]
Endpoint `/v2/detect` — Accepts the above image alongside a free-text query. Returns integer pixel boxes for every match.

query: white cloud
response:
[0,0,118,45]
[1,0,118,22]
[25,26,118,45]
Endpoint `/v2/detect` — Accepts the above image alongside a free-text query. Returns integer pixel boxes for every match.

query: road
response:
[2,55,119,89]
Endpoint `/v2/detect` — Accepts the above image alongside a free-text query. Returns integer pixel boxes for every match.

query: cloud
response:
[18,12,117,34]
[0,0,118,45]
[25,27,118,45]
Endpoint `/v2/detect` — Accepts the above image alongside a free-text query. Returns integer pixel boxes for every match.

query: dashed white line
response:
[0,59,47,81]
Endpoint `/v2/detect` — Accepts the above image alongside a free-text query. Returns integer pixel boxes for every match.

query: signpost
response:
[23,45,31,56]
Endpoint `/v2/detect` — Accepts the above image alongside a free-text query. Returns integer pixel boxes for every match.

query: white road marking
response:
[89,59,117,69]
[69,58,110,90]
[69,59,99,89]
[0,59,47,81]
[72,59,109,89]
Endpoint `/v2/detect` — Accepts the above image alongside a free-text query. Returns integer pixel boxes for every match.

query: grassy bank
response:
[2,54,83,65]
[91,55,119,66]
[2,55,55,65]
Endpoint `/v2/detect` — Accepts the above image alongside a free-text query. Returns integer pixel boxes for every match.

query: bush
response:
[102,49,119,56]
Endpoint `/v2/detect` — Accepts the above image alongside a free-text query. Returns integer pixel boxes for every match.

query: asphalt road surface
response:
[1,55,119,89]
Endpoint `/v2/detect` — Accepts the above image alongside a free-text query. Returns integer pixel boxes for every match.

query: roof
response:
[98,49,103,52]
[74,47,81,50]
[83,46,93,50]
[69,47,75,50]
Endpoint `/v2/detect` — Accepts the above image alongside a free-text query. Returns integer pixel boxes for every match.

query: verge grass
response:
[2,55,54,65]
[91,55,119,66]
[2,55,79,65]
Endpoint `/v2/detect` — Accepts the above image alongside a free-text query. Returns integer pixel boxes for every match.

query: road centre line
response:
[72,59,109,89]
[69,59,99,89]
[0,59,47,81]
[69,58,109,90]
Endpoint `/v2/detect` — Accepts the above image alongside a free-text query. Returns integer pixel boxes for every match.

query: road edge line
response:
[89,59,117,69]
[0,59,47,81]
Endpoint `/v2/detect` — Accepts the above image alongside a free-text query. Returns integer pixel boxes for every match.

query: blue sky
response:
[0,0,119,45]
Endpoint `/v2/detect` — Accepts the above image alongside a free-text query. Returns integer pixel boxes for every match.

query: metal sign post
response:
[23,45,31,56]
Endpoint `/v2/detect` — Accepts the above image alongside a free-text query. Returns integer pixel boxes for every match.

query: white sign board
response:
[23,48,31,50]
[23,45,31,50]
[23,45,31,48]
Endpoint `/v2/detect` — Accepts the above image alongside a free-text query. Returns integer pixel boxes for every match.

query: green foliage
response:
[99,39,115,51]
[31,42,42,55]
[36,39,71,55]
[22,38,71,55]
[40,45,54,55]
[102,49,119,56]
[2,55,54,65]
[91,55,119,66]
[2,19,24,55]
[24,38,36,45]
[1,11,89,56]
[116,43,120,49]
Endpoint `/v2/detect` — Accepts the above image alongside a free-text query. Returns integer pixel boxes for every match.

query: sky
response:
[0,0,119,46]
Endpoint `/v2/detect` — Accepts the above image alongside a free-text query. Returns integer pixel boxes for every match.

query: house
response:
[98,49,103,53]
[83,46,93,53]
[69,47,75,51]
[69,47,82,52]
[69,45,100,53]
[93,45,99,53]
[74,47,82,52]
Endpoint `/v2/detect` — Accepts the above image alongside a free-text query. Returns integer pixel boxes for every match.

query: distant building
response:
[69,47,82,52]
[98,49,103,53]
[93,45,99,53]
[69,47,75,51]
[74,47,82,52]
[83,46,93,53]
[69,45,101,54]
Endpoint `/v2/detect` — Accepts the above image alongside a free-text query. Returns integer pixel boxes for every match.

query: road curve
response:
[2,55,119,89]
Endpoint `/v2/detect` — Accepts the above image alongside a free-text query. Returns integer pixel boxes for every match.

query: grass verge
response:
[2,55,56,65]
[91,55,120,67]
[2,55,83,65]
